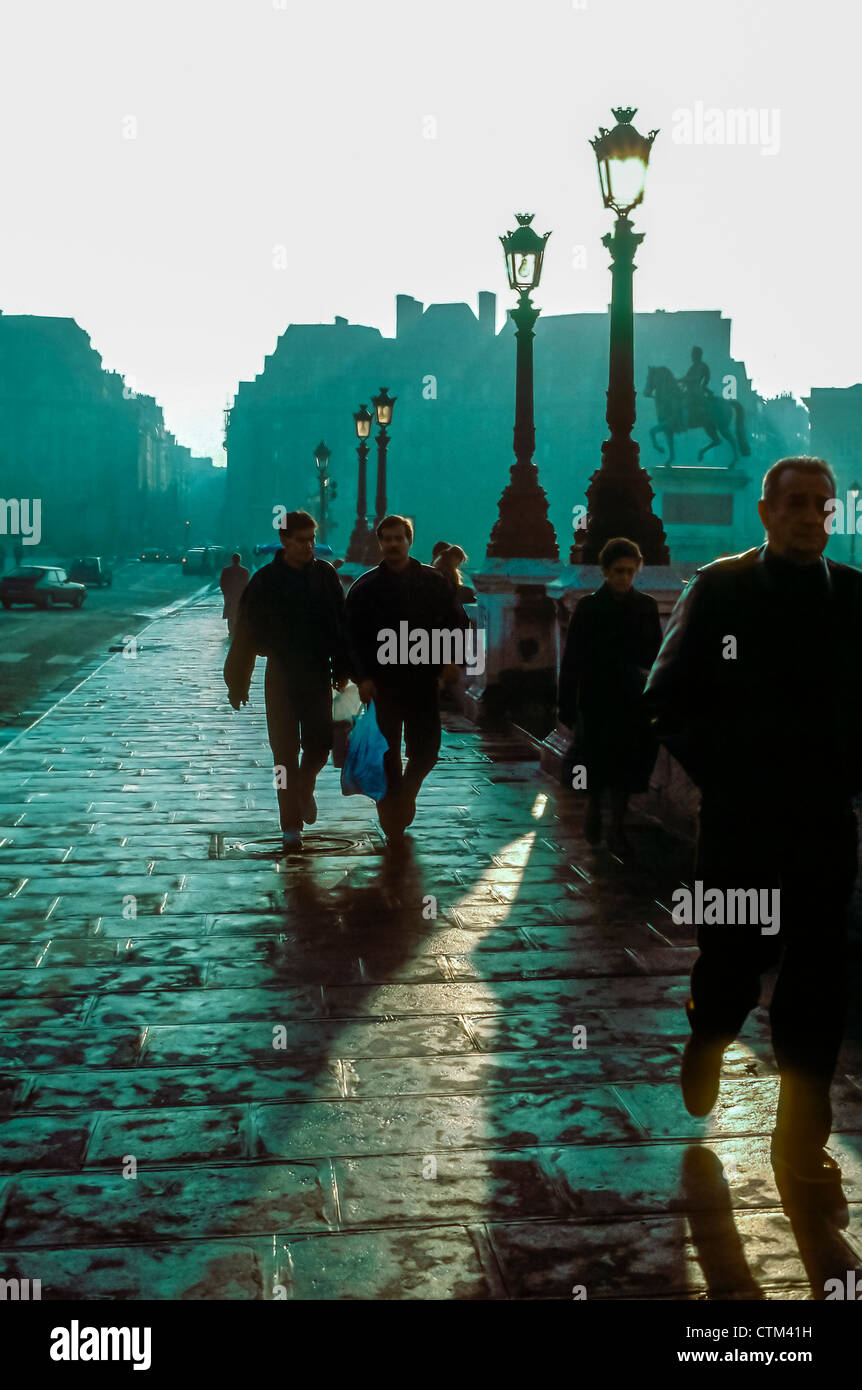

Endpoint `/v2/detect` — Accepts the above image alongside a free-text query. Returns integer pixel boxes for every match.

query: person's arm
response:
[432,572,470,682]
[643,574,712,786]
[440,574,470,635]
[344,580,378,690]
[638,599,664,677]
[328,567,352,686]
[223,576,264,705]
[224,597,256,706]
[557,600,589,728]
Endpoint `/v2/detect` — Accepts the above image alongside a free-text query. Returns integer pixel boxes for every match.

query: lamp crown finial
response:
[611,106,637,124]
[514,212,534,226]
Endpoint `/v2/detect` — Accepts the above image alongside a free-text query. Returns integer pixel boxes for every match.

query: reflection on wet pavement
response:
[0,601,860,1299]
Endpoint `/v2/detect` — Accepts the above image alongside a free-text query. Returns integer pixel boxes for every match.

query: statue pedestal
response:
[648,463,756,562]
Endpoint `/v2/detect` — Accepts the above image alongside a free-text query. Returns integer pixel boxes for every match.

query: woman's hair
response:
[598,536,643,572]
[433,544,467,587]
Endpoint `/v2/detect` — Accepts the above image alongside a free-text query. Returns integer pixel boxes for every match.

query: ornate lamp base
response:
[487,462,559,561]
[571,439,669,565]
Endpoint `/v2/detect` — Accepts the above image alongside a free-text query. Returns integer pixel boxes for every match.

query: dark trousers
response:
[690,795,858,1151]
[373,681,441,815]
[264,660,332,832]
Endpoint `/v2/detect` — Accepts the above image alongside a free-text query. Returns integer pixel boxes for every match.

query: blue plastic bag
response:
[340,700,389,801]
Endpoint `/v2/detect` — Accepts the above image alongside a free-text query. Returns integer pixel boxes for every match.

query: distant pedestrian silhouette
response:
[558,536,662,854]
[219,553,250,637]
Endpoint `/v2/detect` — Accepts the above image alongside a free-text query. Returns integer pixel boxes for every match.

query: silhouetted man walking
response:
[646,456,862,1203]
[219,552,250,637]
[224,511,350,852]
[345,514,468,843]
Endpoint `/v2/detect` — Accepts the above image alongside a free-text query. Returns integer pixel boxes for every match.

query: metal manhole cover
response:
[224,834,368,858]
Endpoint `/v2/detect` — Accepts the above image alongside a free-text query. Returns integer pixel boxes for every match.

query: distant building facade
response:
[0,313,219,556]
[804,385,862,566]
[224,295,812,567]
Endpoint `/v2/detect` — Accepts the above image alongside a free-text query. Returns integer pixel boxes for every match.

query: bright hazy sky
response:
[1,0,856,464]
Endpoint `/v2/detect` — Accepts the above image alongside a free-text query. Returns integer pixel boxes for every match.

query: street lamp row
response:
[322,107,667,570]
[490,105,669,565]
[346,387,397,564]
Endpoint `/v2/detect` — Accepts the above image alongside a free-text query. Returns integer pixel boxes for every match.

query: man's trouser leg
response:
[401,683,442,803]
[688,799,780,1045]
[265,661,301,832]
[770,805,858,1154]
[369,686,404,827]
[295,677,333,803]
[265,663,332,833]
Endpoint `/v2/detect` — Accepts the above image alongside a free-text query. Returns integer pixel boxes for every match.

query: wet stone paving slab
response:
[1,598,861,1300]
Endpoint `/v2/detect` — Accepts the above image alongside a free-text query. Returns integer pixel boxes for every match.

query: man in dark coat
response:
[224,510,351,852]
[645,456,862,1202]
[558,537,663,853]
[345,514,469,842]
[219,552,250,637]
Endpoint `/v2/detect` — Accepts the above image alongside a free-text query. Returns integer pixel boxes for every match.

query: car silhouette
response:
[68,556,113,588]
[0,566,87,610]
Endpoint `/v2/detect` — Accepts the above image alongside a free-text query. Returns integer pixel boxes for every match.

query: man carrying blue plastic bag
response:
[340,699,389,803]
[345,514,469,844]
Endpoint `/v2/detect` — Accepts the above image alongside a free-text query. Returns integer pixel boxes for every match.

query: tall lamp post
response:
[371,387,396,530]
[313,440,335,545]
[346,404,374,562]
[572,108,669,564]
[487,214,558,559]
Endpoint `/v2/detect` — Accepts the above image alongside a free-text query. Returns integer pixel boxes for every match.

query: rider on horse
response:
[678,347,712,432]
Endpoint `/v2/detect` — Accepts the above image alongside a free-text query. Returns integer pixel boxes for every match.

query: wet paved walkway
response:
[1,597,861,1300]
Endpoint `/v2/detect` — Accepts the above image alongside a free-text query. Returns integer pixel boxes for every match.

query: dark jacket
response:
[559,585,663,724]
[345,557,469,688]
[224,553,350,700]
[558,584,663,793]
[644,543,862,801]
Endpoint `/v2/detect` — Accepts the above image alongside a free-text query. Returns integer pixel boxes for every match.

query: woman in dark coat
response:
[558,536,663,853]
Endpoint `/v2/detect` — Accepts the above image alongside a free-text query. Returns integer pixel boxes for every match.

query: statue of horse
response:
[644,365,751,465]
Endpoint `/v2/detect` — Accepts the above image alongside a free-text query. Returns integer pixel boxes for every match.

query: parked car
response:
[0,566,87,609]
[68,556,113,588]
[181,546,226,576]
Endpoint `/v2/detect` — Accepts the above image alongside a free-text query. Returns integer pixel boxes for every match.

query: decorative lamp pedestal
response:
[461,557,561,736]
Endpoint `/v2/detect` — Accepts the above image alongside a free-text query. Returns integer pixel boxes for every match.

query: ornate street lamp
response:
[572,108,669,564]
[371,387,396,534]
[487,214,559,559]
[313,440,335,545]
[346,404,375,562]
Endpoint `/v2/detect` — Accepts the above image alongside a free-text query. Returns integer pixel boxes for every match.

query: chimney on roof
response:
[334,315,348,327]
[396,294,423,338]
[478,291,496,334]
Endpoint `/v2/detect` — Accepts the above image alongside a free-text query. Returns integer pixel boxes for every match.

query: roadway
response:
[0,558,214,737]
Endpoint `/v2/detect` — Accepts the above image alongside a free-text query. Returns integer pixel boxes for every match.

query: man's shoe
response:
[681,1033,726,1117]
[771,1138,844,1196]
[378,791,406,837]
[300,790,317,825]
[281,830,303,853]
